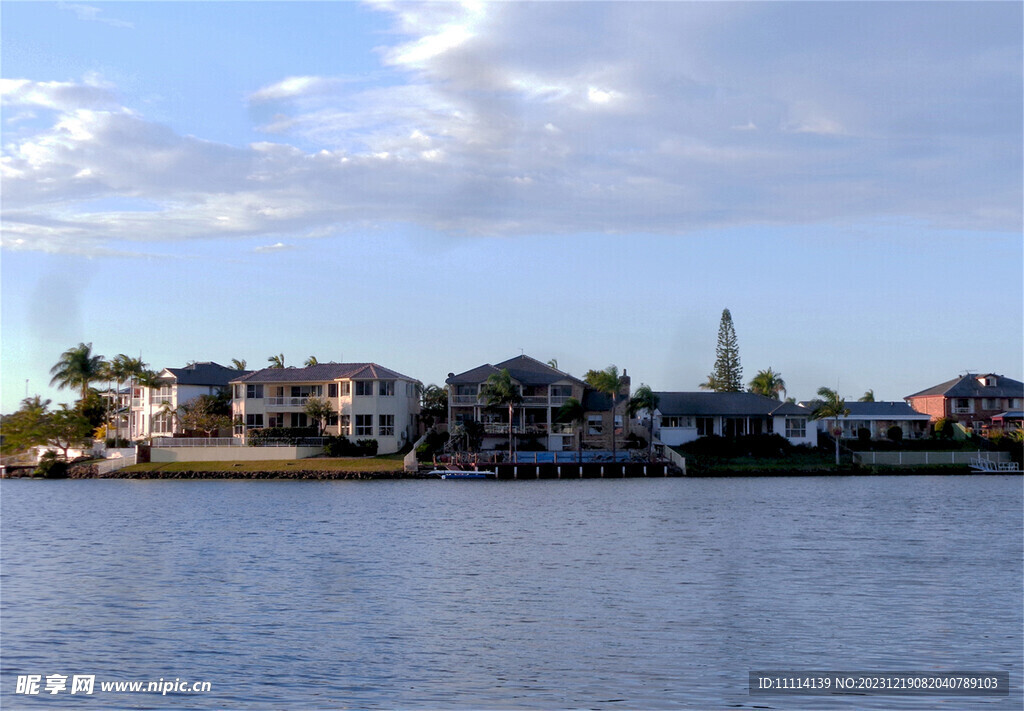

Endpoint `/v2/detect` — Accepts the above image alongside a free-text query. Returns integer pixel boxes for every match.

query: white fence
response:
[853,450,1013,467]
[96,453,137,475]
[152,437,327,448]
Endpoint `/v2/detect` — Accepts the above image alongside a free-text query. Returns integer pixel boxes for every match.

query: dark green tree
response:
[812,387,850,465]
[304,396,336,436]
[703,309,742,392]
[628,384,660,461]
[584,365,628,462]
[420,384,449,427]
[480,368,522,460]
[748,368,786,400]
[50,342,106,400]
[556,396,587,464]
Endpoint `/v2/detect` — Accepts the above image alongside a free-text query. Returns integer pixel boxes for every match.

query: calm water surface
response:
[1,476,1020,709]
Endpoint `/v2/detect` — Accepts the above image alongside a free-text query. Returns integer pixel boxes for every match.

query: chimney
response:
[619,368,631,397]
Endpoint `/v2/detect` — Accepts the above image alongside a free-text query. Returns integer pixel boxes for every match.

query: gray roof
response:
[799,401,931,420]
[232,362,417,384]
[162,362,244,387]
[446,355,584,387]
[906,373,1023,399]
[655,392,811,417]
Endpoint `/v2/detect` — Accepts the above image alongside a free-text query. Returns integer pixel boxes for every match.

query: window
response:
[696,417,714,436]
[662,416,694,428]
[379,414,395,436]
[379,381,395,397]
[328,383,338,398]
[246,414,264,429]
[153,413,173,433]
[982,398,999,410]
[341,382,351,396]
[785,418,807,438]
[356,414,373,436]
[290,385,322,398]
[246,384,263,399]
[234,384,243,399]
[953,398,971,414]
[355,381,373,397]
[327,413,338,427]
[291,413,308,428]
[269,416,283,428]
[407,383,415,397]
[340,415,351,435]
[1009,398,1021,409]
[614,415,623,434]
[587,414,603,435]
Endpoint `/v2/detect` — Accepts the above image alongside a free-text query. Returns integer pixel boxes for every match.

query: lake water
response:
[1,476,1020,709]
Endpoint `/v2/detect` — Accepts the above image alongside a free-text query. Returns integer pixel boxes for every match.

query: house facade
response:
[648,392,816,447]
[905,373,1024,434]
[799,401,932,440]
[129,362,242,440]
[230,363,421,454]
[445,355,630,452]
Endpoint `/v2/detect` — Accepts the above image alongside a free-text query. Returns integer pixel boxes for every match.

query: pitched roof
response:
[799,401,931,420]
[162,362,244,387]
[906,373,1024,399]
[233,362,417,384]
[654,391,811,417]
[446,355,584,387]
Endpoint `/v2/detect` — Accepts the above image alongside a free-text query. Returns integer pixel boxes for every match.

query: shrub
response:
[416,430,450,460]
[857,428,871,444]
[886,426,903,443]
[933,417,956,439]
[105,437,131,448]
[34,450,68,479]
[679,433,792,459]
[247,427,319,446]
[323,436,378,457]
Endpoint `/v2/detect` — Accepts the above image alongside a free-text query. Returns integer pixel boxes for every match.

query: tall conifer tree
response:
[706,309,743,392]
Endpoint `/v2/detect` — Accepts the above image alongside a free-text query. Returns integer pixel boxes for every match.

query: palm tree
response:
[749,368,787,400]
[135,369,161,442]
[556,396,587,464]
[268,353,285,369]
[584,365,627,462]
[628,384,660,461]
[547,358,558,370]
[812,387,850,465]
[106,354,134,442]
[480,368,522,460]
[50,343,106,400]
[859,389,875,402]
[698,374,721,391]
[231,358,247,371]
[304,356,319,367]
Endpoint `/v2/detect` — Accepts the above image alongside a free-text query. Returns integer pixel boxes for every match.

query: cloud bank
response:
[3,2,1021,255]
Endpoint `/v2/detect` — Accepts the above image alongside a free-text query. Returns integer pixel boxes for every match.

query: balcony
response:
[153,395,173,405]
[266,396,311,408]
[452,395,480,405]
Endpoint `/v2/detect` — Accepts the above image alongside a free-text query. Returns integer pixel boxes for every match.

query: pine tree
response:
[706,308,743,392]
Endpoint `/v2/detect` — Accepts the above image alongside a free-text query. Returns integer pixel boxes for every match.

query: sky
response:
[1,1,1021,414]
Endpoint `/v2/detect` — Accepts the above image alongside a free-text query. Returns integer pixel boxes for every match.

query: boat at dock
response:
[430,470,496,480]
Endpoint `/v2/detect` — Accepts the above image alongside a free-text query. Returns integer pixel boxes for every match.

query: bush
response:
[416,430,450,460]
[933,417,956,439]
[34,450,68,479]
[886,426,903,443]
[857,428,872,444]
[324,436,378,457]
[624,433,647,450]
[518,437,546,451]
[679,433,792,459]
[105,437,131,448]
[247,427,319,446]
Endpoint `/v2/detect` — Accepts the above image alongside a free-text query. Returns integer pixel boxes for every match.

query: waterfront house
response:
[647,392,816,447]
[130,362,243,440]
[445,355,631,452]
[230,363,421,454]
[905,373,1024,434]
[798,401,931,440]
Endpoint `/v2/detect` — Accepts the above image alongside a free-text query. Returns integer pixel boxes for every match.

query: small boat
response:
[430,469,496,480]
[969,458,1021,473]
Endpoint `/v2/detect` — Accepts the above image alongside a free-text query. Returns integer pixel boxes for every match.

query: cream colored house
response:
[129,361,242,440]
[230,363,421,454]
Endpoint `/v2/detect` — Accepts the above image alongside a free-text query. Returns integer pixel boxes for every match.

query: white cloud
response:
[1,3,1020,256]
[254,242,295,253]
[57,3,133,28]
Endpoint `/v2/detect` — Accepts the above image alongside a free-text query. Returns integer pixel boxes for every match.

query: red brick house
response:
[905,373,1024,434]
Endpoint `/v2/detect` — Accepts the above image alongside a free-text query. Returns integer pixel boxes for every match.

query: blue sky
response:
[2,1,1021,413]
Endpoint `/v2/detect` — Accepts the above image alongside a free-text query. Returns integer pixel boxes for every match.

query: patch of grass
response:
[123,454,405,474]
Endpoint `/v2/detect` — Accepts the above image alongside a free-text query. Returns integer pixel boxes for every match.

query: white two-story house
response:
[130,361,242,440]
[230,362,421,455]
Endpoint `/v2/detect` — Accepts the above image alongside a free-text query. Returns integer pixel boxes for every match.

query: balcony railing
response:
[452,395,574,407]
[266,396,311,408]
[452,395,480,405]
[153,395,173,404]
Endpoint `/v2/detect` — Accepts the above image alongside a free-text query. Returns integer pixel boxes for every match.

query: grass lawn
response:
[122,453,406,474]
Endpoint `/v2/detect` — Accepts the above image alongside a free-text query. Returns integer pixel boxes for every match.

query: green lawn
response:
[122,454,406,474]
